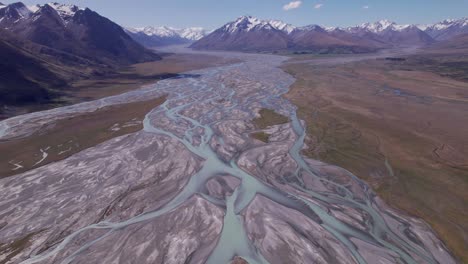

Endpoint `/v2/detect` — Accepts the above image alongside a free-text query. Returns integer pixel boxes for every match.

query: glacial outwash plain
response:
[0,46,463,264]
[0,2,467,264]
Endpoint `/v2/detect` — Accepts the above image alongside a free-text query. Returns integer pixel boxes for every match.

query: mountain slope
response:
[0,2,161,111]
[0,2,160,66]
[343,20,434,46]
[428,33,468,53]
[421,18,468,40]
[191,17,468,53]
[290,25,382,52]
[0,32,65,106]
[192,16,385,52]
[192,17,439,53]
[191,16,290,51]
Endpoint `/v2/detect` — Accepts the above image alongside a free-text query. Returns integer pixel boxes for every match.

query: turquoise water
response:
[20,52,450,264]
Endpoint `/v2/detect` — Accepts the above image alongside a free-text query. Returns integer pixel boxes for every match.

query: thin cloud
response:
[314,3,324,9]
[363,5,370,9]
[283,1,302,11]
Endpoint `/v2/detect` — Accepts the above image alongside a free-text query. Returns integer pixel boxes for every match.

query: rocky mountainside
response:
[191,16,291,51]
[420,18,468,40]
[0,33,63,107]
[341,20,434,46]
[125,26,207,47]
[0,2,160,65]
[0,2,160,110]
[192,16,467,53]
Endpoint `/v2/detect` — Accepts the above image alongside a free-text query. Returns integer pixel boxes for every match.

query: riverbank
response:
[283,51,468,262]
[0,52,236,120]
[0,95,166,178]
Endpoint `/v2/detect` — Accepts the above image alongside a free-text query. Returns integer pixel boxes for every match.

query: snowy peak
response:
[133,26,180,37]
[221,16,296,34]
[178,27,206,41]
[421,17,468,40]
[364,19,396,32]
[45,2,83,21]
[26,2,83,22]
[0,2,6,9]
[0,2,33,21]
[0,2,85,24]
[127,26,207,41]
[222,16,268,33]
[125,26,208,47]
[421,17,468,31]
[268,20,296,34]
[298,24,325,32]
[357,19,408,33]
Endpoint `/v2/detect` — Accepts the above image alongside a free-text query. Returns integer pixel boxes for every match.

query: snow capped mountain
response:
[0,2,5,9]
[343,18,468,41]
[346,19,413,33]
[362,20,398,32]
[0,2,84,26]
[178,27,206,41]
[129,26,180,38]
[268,20,296,34]
[298,24,326,32]
[128,26,206,41]
[421,18,468,40]
[0,1,159,65]
[0,2,32,20]
[218,16,296,34]
[42,2,83,21]
[193,15,468,52]
[221,16,273,33]
[125,26,207,47]
[191,16,291,51]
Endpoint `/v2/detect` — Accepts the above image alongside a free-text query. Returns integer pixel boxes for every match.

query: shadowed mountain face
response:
[289,25,382,53]
[0,2,160,110]
[125,29,190,47]
[0,38,62,106]
[374,26,434,46]
[428,33,468,53]
[424,18,468,40]
[0,2,159,65]
[191,17,293,52]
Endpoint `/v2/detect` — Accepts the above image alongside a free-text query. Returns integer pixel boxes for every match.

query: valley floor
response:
[283,51,468,262]
[0,47,463,264]
[0,53,236,120]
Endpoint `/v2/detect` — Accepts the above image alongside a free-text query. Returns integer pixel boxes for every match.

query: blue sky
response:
[6,0,468,29]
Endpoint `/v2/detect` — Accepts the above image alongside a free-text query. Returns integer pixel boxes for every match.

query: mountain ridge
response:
[0,2,159,65]
[0,1,160,111]
[125,26,207,47]
[191,16,467,52]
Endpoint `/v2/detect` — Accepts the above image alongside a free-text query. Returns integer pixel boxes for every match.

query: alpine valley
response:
[0,2,467,264]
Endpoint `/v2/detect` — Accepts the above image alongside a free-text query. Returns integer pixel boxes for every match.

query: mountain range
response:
[0,2,160,109]
[191,16,468,52]
[1,2,467,111]
[0,2,159,65]
[125,26,207,47]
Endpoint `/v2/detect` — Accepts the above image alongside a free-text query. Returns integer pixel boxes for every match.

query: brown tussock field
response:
[250,108,289,142]
[283,53,468,262]
[0,96,166,178]
[67,53,239,103]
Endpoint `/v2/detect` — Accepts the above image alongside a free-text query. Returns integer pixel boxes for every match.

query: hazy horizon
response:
[2,0,467,30]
